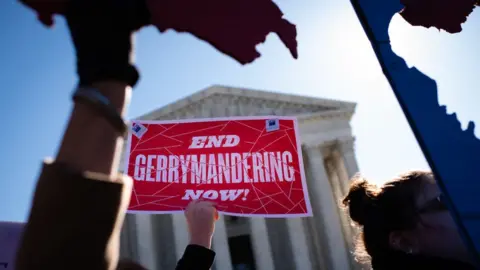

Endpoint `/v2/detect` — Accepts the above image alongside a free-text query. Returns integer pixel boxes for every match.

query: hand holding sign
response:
[185,200,219,248]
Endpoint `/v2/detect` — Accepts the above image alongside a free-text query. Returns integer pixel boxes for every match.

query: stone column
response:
[332,150,351,194]
[119,215,136,260]
[333,141,363,270]
[249,217,275,270]
[324,158,344,207]
[212,216,233,270]
[305,145,351,270]
[325,158,357,269]
[286,218,312,270]
[134,214,158,270]
[338,137,360,180]
[171,213,190,261]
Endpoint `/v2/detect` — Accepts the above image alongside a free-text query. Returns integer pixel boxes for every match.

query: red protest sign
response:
[125,117,312,217]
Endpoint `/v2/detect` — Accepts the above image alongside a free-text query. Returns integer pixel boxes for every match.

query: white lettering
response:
[134,154,146,181]
[231,153,242,183]
[181,189,203,200]
[223,135,240,147]
[219,189,245,201]
[252,153,265,183]
[189,135,240,148]
[282,151,295,182]
[168,155,180,183]
[191,154,207,184]
[156,155,167,182]
[181,189,247,201]
[131,152,296,185]
[242,152,251,183]
[146,155,156,182]
[205,135,226,148]
[270,152,284,182]
[203,190,219,200]
[207,154,218,184]
[189,136,207,149]
[179,155,191,184]
[218,153,230,183]
[263,152,271,182]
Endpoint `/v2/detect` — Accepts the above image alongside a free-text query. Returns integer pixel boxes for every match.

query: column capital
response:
[303,140,337,159]
[335,137,360,179]
[320,141,337,158]
[302,141,321,151]
[302,142,331,155]
[337,136,356,155]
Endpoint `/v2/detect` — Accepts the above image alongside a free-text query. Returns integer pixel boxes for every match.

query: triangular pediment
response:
[137,85,356,121]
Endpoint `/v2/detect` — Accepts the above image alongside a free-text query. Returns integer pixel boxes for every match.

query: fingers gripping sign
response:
[185,200,219,249]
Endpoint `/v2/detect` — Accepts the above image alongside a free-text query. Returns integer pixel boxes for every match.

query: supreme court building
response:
[119,85,361,270]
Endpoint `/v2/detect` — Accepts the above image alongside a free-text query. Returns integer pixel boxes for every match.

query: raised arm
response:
[175,200,218,270]
[15,1,149,269]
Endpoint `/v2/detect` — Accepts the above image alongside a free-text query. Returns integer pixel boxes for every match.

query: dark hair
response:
[342,170,432,266]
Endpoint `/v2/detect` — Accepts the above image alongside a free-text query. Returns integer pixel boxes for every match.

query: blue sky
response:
[0,1,478,222]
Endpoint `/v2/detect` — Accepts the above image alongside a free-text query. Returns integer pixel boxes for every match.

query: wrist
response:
[56,81,131,175]
[189,235,213,249]
[90,81,132,115]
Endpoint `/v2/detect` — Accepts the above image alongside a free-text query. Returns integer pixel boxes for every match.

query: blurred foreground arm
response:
[15,1,149,269]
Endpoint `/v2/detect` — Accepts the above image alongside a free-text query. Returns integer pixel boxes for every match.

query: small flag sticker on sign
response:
[266,119,279,132]
[131,122,148,138]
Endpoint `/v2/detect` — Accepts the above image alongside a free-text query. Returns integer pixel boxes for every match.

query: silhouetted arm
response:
[175,245,216,270]
[15,82,132,270]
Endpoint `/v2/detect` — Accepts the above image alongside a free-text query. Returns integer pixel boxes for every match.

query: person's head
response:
[342,170,472,267]
[399,0,476,33]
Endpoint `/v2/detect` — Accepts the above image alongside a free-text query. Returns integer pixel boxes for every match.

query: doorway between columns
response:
[228,234,257,270]
[225,216,256,270]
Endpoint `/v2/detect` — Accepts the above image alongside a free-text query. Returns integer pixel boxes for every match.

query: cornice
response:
[136,85,356,120]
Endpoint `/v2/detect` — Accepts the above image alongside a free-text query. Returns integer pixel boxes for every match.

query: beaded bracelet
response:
[72,87,127,136]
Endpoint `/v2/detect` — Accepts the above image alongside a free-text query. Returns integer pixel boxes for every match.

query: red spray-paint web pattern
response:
[125,118,312,217]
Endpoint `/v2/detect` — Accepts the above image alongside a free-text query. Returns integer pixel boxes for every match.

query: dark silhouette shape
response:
[399,0,477,33]
[19,0,298,65]
[350,0,480,266]
[147,0,298,65]
[0,222,24,270]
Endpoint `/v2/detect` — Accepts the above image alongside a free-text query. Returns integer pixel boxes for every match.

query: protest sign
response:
[0,222,24,269]
[125,116,312,217]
